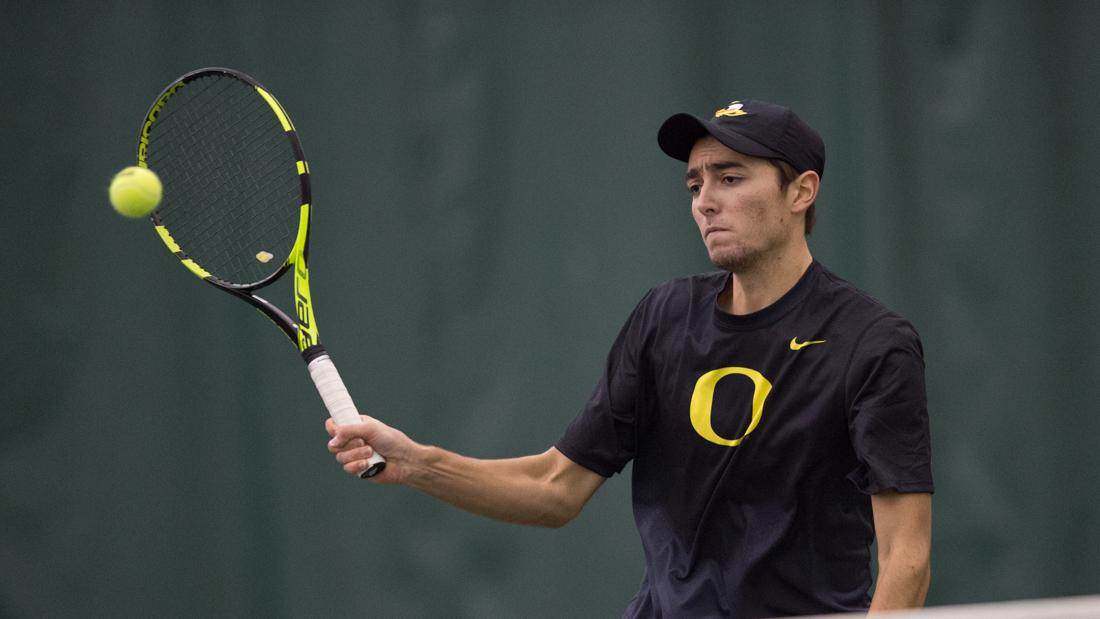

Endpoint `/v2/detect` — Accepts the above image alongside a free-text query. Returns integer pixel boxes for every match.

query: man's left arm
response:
[869,490,932,611]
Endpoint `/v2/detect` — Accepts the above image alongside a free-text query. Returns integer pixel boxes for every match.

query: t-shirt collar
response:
[711,261,821,330]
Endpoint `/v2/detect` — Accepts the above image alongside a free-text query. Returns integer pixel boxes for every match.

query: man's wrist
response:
[402,441,439,488]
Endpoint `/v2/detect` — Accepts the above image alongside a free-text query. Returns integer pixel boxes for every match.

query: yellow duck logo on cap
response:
[715,101,748,118]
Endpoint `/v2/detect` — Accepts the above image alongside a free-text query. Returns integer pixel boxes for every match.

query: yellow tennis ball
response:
[109,166,162,218]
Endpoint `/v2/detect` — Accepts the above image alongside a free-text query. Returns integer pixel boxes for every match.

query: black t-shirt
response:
[556,262,933,618]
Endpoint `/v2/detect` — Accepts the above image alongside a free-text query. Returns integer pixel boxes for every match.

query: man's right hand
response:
[326,416,414,483]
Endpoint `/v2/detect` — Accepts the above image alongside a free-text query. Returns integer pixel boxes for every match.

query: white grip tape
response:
[307,354,386,474]
[307,354,360,425]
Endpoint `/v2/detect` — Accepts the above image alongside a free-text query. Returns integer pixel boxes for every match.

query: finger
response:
[335,444,375,465]
[328,429,367,451]
[328,440,365,454]
[327,426,359,449]
[327,433,346,451]
[325,418,337,437]
[345,461,372,476]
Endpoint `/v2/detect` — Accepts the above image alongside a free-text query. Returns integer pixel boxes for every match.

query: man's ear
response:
[790,170,820,214]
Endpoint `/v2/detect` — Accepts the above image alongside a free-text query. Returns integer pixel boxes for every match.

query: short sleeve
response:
[845,315,934,495]
[555,291,654,477]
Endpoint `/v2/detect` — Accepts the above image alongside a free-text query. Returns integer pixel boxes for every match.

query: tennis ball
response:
[109,166,162,218]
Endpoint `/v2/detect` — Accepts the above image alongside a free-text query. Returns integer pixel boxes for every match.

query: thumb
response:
[327,426,357,449]
[328,420,376,449]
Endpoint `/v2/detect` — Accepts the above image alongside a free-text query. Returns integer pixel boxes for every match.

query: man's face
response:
[685,136,798,273]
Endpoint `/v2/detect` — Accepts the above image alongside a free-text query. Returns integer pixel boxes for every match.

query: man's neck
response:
[719,245,814,315]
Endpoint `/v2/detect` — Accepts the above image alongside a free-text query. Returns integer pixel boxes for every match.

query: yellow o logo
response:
[689,367,772,446]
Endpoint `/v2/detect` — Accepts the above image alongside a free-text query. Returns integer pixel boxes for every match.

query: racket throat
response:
[221,287,299,343]
[291,204,320,352]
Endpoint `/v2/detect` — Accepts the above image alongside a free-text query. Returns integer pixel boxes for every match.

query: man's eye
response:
[723,175,742,184]
[687,184,701,195]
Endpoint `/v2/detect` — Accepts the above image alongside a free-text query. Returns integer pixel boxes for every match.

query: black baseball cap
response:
[657,99,825,177]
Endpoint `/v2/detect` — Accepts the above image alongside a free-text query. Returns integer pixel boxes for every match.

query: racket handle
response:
[304,348,387,478]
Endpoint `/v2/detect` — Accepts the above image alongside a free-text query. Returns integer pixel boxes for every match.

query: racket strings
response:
[180,80,298,277]
[147,73,301,287]
[155,84,296,282]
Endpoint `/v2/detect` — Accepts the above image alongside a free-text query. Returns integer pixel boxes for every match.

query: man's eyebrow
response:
[684,160,748,183]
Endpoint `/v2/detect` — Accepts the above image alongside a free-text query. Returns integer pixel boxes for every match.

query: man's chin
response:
[709,250,758,273]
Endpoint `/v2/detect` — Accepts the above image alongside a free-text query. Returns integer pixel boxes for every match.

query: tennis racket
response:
[136,66,385,478]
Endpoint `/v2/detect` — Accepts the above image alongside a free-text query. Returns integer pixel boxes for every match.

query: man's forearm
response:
[404,445,604,528]
[869,550,930,611]
[869,491,932,612]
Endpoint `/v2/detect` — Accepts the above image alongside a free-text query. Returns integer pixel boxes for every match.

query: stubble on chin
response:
[708,246,761,274]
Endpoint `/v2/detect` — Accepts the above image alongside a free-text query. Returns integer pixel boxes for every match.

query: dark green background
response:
[3,2,1098,616]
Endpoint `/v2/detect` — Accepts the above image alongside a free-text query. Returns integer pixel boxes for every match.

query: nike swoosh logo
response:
[790,337,827,351]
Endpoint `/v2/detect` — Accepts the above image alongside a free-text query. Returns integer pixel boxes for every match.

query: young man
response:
[327,99,933,617]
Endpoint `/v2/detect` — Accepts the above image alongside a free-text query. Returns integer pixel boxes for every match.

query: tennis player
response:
[328,99,933,617]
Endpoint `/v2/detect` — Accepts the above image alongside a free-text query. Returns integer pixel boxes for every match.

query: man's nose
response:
[694,185,719,214]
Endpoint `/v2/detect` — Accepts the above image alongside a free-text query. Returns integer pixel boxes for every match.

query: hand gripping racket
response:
[137,67,385,477]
